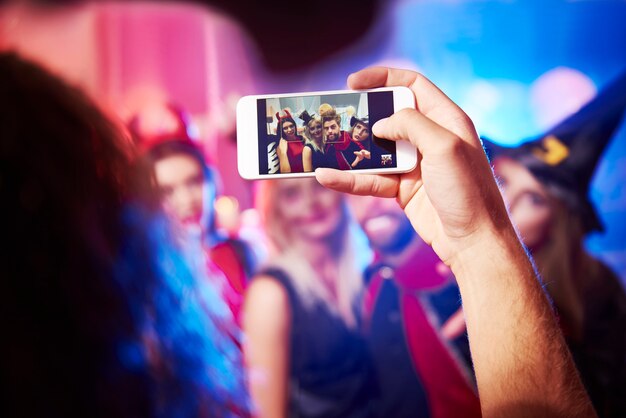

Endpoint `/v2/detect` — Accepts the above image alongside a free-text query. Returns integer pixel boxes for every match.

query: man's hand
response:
[316,67,509,266]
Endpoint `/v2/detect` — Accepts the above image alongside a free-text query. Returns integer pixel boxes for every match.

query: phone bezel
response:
[236,86,417,180]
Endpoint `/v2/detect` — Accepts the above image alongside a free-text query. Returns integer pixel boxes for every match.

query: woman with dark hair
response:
[347,115,371,169]
[131,117,256,323]
[275,109,305,173]
[0,52,248,417]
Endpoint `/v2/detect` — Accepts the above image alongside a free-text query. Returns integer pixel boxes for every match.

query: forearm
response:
[451,226,596,418]
[278,151,291,173]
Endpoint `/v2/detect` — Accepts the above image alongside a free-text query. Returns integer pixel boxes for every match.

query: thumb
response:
[372,108,462,157]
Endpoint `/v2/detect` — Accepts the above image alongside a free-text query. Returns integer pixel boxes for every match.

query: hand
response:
[277,138,289,156]
[351,150,371,167]
[316,67,511,266]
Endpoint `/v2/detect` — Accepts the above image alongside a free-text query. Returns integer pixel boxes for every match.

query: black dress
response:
[305,143,339,170]
[261,268,378,418]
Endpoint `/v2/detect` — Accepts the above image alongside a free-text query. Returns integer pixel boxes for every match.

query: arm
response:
[303,146,313,172]
[316,67,596,418]
[243,276,291,418]
[277,139,292,173]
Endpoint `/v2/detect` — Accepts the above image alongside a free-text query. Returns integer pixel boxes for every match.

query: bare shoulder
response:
[243,275,291,331]
[246,275,290,306]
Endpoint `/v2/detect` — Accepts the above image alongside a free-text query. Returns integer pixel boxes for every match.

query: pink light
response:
[530,67,597,130]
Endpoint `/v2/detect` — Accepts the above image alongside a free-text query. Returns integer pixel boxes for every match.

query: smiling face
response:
[154,154,205,227]
[308,120,323,142]
[494,157,553,250]
[274,178,343,244]
[352,122,370,142]
[281,120,297,140]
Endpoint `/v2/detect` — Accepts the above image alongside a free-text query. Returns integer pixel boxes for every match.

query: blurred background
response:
[2,0,625,282]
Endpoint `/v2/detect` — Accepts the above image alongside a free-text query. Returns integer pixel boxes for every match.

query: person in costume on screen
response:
[275,109,305,173]
[300,110,334,172]
[347,115,372,169]
[319,103,355,170]
[130,105,256,323]
[243,177,378,417]
[484,70,626,418]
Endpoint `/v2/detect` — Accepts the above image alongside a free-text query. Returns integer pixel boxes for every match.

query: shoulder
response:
[246,274,291,312]
[244,275,292,333]
[248,273,288,296]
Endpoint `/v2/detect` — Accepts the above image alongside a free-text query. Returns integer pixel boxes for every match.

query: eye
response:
[528,192,547,207]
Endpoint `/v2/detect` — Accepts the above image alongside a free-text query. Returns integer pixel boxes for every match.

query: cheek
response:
[161,198,177,216]
[318,191,341,211]
[514,206,552,247]
[191,185,205,209]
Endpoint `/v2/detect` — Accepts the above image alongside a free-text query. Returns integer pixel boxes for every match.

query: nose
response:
[174,186,196,211]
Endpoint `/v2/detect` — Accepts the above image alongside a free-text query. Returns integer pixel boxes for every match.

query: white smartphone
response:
[236,86,417,180]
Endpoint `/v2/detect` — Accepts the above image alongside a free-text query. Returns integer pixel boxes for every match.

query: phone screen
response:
[256,91,396,175]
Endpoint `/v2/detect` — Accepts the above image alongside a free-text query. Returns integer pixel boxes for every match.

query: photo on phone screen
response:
[256,91,397,175]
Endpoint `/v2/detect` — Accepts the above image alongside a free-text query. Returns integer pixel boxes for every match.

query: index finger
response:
[348,67,478,145]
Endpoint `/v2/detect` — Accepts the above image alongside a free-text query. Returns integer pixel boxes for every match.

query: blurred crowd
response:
[2,47,625,418]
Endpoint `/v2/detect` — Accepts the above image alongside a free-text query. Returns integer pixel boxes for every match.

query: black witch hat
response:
[350,115,369,128]
[483,70,626,234]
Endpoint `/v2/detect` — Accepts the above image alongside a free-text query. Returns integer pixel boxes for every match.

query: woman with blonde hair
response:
[243,178,377,417]
[299,110,329,172]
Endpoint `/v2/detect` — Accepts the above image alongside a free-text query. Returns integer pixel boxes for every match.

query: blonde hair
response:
[304,116,324,153]
[255,180,365,327]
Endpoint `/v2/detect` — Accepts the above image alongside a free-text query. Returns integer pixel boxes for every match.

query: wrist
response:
[449,224,535,290]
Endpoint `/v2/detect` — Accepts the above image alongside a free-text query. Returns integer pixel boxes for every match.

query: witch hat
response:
[484,69,626,234]
[350,115,369,128]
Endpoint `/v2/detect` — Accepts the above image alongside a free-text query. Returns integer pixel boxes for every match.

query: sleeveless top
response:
[261,268,379,418]
[304,143,339,171]
[286,140,305,173]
